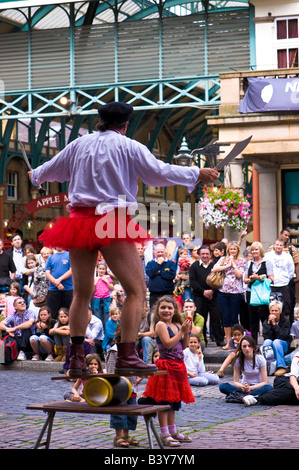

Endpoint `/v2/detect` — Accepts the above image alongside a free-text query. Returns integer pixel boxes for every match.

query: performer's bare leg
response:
[69,249,98,337]
[68,249,98,376]
[68,242,157,375]
[100,240,146,342]
[100,240,157,373]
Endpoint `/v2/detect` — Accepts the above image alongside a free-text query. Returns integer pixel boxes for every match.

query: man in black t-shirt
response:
[0,239,16,285]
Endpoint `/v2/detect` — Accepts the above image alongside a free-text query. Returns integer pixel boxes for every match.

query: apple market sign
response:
[239,77,299,113]
[4,192,69,238]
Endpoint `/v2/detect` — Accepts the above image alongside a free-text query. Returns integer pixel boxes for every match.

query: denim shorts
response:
[30,334,54,353]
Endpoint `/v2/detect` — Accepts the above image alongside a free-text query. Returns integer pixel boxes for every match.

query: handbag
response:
[249,278,271,306]
[206,271,224,289]
[206,258,226,289]
[33,295,47,307]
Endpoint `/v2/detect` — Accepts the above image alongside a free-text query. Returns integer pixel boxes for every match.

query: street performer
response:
[28,101,219,377]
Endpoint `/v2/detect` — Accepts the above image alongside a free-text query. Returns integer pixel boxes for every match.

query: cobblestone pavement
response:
[1,365,298,455]
[1,337,299,455]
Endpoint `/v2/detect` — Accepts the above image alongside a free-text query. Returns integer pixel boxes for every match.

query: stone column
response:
[254,164,279,251]
[223,159,245,244]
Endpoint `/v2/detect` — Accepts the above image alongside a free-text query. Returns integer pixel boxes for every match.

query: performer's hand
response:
[197,168,219,183]
[28,170,32,182]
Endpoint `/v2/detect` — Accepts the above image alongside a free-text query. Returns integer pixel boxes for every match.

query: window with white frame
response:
[7,171,17,200]
[276,17,299,68]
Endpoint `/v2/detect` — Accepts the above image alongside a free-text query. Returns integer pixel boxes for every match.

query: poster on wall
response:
[239,77,299,113]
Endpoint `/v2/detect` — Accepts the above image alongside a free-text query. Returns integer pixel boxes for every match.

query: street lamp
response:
[173,137,194,167]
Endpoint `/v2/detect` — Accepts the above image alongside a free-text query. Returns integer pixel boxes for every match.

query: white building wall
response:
[251,0,299,70]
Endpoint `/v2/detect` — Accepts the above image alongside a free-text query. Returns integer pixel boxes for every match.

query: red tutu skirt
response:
[143,358,195,405]
[39,206,151,251]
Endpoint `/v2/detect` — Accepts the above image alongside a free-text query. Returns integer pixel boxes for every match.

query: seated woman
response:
[262,300,292,376]
[29,306,55,361]
[243,351,299,406]
[219,335,273,402]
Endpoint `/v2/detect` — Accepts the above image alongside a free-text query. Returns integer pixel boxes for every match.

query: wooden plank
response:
[26,401,170,415]
[51,370,167,381]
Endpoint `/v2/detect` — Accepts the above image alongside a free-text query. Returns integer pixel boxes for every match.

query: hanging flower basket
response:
[198,186,251,231]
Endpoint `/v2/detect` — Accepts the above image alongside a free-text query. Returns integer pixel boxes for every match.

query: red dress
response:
[143,324,195,405]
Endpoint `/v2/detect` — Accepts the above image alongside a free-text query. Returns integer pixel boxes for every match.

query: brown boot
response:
[115,342,158,375]
[69,344,89,377]
[60,345,67,363]
[54,346,63,362]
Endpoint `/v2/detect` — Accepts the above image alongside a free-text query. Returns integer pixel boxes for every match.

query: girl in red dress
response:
[142,295,195,447]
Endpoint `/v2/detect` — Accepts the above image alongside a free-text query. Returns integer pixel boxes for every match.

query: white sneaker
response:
[17,351,26,361]
[242,395,257,406]
[45,354,54,362]
[32,354,40,361]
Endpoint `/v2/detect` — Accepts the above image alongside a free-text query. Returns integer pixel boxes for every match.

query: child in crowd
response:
[102,306,121,352]
[0,293,7,319]
[184,335,219,386]
[6,282,21,316]
[49,307,70,362]
[181,298,205,347]
[106,323,139,448]
[173,247,191,300]
[23,255,39,305]
[141,295,194,447]
[216,324,251,378]
[93,262,114,328]
[64,353,103,402]
[29,306,55,361]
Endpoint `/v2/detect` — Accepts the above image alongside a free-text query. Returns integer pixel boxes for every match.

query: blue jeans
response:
[219,382,273,396]
[217,292,241,327]
[141,336,154,362]
[110,396,137,430]
[263,338,289,368]
[93,297,111,327]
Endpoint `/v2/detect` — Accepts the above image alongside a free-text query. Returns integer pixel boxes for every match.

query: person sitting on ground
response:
[184,334,219,386]
[49,307,70,362]
[243,350,299,406]
[219,335,273,402]
[262,300,292,377]
[29,306,55,361]
[0,297,35,360]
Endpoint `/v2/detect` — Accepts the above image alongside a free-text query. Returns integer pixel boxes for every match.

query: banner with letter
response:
[239,77,299,113]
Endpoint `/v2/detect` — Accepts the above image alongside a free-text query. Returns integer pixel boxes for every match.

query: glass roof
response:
[0,1,249,29]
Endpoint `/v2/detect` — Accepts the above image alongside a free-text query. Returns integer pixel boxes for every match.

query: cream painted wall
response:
[251,0,299,70]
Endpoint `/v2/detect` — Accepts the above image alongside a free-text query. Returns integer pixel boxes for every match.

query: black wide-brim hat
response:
[98,101,133,124]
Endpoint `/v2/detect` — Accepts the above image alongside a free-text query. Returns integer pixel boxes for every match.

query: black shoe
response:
[216,341,226,347]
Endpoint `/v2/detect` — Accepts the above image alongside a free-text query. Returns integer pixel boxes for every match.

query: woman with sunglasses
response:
[0,297,35,360]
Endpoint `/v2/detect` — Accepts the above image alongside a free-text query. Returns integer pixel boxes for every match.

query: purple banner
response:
[239,77,299,113]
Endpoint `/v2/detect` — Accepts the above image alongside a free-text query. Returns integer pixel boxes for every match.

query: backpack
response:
[0,335,18,365]
[260,344,276,376]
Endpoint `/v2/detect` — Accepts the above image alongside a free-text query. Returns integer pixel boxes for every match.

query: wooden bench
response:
[26,401,170,449]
